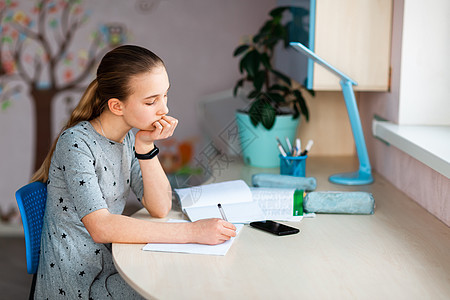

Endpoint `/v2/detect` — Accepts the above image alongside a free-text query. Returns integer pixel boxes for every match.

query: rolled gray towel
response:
[304,191,375,214]
[251,173,317,191]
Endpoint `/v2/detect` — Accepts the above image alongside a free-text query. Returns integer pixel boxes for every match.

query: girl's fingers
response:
[149,116,178,140]
[220,234,231,241]
[222,221,236,230]
[158,116,178,137]
[161,115,174,122]
[167,119,178,136]
[153,121,163,134]
[157,118,172,137]
[222,227,236,238]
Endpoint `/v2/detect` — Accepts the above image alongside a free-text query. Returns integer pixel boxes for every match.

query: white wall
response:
[398,0,450,125]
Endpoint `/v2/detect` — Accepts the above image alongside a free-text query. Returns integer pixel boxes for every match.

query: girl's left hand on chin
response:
[135,115,178,146]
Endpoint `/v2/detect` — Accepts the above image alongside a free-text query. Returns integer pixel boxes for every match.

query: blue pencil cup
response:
[279,154,307,177]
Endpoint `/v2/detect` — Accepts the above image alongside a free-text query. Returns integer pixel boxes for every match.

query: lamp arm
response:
[289,42,373,185]
[290,42,356,85]
[340,79,371,174]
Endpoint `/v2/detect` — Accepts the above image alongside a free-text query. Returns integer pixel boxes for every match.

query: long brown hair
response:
[31,45,165,182]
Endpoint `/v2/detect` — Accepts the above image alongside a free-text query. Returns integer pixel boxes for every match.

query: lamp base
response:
[329,170,373,185]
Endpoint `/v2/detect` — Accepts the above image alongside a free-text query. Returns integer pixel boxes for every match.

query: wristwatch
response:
[135,145,159,160]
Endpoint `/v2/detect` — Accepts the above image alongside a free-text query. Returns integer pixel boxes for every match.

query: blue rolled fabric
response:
[304,191,375,214]
[251,173,317,191]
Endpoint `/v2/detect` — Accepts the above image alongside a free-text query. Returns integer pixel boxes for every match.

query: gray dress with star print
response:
[34,121,145,299]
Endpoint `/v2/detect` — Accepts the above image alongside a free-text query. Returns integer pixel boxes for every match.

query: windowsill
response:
[372,119,450,179]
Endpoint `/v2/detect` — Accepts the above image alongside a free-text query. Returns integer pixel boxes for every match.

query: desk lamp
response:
[290,42,373,185]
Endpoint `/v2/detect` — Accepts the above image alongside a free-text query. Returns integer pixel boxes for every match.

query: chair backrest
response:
[15,181,47,274]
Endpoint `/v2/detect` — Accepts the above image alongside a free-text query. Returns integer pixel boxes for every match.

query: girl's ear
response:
[107,98,124,116]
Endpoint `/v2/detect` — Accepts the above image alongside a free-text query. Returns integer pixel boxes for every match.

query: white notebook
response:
[142,220,244,256]
[175,180,266,223]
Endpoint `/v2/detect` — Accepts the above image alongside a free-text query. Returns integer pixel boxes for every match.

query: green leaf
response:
[253,34,262,44]
[257,20,273,38]
[272,23,286,39]
[260,53,271,70]
[239,57,245,74]
[260,100,276,129]
[241,49,260,78]
[294,90,309,121]
[272,14,282,24]
[306,88,315,97]
[269,84,289,94]
[248,99,263,127]
[263,37,279,48]
[266,92,285,104]
[269,6,289,18]
[253,71,265,92]
[247,90,259,99]
[293,100,300,119]
[233,79,244,97]
[233,44,249,57]
[261,24,286,49]
[248,98,276,130]
[271,69,291,86]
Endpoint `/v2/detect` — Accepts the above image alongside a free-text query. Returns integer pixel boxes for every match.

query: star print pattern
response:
[34,121,144,299]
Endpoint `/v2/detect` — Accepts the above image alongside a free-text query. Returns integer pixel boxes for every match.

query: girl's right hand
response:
[134,115,178,153]
[190,219,237,245]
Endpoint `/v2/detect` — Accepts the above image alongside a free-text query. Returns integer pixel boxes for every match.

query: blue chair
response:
[15,181,47,300]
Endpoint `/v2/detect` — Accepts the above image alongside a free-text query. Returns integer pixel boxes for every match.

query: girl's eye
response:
[145,102,155,106]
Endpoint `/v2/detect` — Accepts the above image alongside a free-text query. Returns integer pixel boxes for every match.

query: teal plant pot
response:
[235,111,300,168]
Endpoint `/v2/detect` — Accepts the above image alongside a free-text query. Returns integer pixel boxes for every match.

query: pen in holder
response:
[279,154,307,177]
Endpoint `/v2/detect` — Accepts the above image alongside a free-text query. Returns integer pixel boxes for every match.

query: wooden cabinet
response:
[275,0,393,91]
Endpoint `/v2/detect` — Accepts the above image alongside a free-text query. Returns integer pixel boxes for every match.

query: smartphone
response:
[249,220,299,236]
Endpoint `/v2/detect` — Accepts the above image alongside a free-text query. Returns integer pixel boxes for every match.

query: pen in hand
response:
[217,203,228,221]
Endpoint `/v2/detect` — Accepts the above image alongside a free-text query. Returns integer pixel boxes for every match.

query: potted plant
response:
[233,6,313,168]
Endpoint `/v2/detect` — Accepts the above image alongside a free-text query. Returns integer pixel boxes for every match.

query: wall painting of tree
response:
[0,0,127,172]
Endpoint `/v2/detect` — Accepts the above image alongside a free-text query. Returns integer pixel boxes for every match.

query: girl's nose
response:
[158,100,169,115]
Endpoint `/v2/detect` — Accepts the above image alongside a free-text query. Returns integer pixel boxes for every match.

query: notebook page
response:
[184,201,266,223]
[142,220,244,256]
[175,180,252,209]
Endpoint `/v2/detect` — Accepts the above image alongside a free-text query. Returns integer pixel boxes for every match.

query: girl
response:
[31,45,236,299]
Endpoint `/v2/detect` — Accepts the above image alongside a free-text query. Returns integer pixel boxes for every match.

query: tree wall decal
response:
[0,0,127,172]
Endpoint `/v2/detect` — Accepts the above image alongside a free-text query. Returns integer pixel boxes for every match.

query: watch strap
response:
[135,145,159,160]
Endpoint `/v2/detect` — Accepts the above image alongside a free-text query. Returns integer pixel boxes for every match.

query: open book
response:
[175,180,303,223]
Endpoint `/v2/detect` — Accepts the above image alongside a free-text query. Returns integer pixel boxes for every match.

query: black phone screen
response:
[250,220,299,236]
